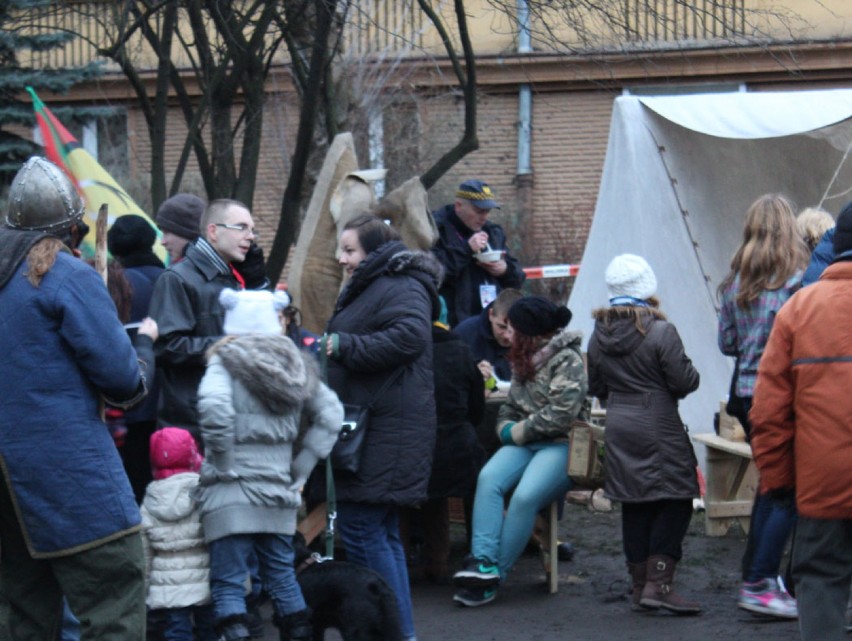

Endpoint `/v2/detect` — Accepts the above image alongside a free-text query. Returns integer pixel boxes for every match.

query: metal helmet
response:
[5,157,84,233]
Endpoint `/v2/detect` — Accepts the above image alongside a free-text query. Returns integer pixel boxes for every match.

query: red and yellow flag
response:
[26,86,166,261]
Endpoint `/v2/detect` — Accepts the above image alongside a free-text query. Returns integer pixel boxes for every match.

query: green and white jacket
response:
[496,328,589,445]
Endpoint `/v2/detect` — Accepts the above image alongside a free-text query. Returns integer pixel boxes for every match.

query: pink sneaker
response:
[738,578,798,619]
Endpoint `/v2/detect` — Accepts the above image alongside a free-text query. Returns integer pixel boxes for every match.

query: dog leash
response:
[320,337,338,560]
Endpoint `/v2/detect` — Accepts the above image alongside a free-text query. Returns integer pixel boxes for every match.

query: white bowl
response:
[475,249,504,263]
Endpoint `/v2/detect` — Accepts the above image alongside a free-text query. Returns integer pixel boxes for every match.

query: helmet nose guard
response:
[5,157,84,233]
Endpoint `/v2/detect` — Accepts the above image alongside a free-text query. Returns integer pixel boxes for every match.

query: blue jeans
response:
[155,604,216,641]
[336,502,415,639]
[745,492,797,582]
[471,442,573,578]
[60,599,79,641]
[208,533,305,621]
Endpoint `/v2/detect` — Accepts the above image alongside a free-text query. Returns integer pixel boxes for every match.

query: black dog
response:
[293,532,403,641]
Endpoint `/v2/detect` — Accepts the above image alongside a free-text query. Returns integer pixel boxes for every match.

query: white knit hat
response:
[604,254,657,301]
[219,288,290,336]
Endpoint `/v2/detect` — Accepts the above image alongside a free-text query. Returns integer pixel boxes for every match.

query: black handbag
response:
[329,368,404,474]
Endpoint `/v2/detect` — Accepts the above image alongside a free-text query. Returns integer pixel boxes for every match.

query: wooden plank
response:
[706,500,754,518]
[693,432,753,458]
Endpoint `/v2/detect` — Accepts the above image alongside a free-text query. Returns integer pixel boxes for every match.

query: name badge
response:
[479,284,497,309]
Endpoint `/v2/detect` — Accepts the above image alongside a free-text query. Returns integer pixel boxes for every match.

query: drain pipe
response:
[515,0,534,257]
[517,0,532,176]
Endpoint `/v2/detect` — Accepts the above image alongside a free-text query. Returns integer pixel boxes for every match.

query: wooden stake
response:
[95,203,108,285]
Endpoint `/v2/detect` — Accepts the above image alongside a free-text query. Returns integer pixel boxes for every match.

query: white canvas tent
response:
[568,89,852,443]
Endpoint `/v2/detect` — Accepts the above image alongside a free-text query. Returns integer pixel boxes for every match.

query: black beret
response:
[507,296,572,337]
[107,214,157,257]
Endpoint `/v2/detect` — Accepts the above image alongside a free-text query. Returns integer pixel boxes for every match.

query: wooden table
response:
[692,433,758,536]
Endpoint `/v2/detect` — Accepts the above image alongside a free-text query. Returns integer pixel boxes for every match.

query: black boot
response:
[215,614,251,641]
[274,608,312,641]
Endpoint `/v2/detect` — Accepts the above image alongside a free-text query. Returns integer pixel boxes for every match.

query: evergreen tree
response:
[0,0,101,187]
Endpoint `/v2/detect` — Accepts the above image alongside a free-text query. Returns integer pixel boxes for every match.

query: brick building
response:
[10,1,852,287]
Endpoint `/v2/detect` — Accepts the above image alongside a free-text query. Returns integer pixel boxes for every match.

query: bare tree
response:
[31,0,812,283]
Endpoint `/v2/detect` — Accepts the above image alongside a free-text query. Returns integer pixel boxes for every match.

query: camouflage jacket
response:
[496,328,589,444]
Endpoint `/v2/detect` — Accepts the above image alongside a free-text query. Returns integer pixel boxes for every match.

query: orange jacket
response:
[750,261,852,520]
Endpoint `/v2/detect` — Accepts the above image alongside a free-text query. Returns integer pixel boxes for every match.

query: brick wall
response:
[413,87,614,297]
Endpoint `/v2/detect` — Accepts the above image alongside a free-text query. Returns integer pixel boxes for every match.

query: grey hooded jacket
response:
[195,334,343,541]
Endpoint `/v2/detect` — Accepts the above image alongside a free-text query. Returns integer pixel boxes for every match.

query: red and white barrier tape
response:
[523,264,580,279]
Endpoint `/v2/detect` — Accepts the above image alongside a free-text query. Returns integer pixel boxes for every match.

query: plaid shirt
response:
[717,271,802,397]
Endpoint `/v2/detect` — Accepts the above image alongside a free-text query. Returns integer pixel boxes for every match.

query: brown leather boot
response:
[639,555,702,615]
[627,562,647,612]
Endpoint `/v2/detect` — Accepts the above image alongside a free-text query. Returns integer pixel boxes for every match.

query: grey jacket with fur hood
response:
[195,334,343,542]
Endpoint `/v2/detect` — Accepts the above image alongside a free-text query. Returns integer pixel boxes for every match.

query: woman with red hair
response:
[452,296,588,607]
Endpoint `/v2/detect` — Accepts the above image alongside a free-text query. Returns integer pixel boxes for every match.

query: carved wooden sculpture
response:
[289,133,437,334]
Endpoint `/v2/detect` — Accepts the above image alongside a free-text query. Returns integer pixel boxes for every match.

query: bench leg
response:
[541,500,559,594]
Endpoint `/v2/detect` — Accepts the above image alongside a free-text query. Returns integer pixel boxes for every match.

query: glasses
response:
[215,223,256,237]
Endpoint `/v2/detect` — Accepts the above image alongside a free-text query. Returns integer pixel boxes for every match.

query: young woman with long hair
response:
[718,193,809,620]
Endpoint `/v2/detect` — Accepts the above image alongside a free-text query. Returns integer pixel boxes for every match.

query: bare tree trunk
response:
[418,0,479,190]
[266,0,338,283]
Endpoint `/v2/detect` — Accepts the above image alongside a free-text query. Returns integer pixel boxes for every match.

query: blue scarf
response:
[609,296,650,308]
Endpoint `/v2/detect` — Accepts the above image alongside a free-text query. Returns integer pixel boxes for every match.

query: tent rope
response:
[819,135,852,206]
[647,127,719,313]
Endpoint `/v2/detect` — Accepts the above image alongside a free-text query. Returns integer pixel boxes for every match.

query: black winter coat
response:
[326,241,441,506]
[427,326,486,499]
[431,204,526,327]
[587,306,700,503]
[148,242,241,434]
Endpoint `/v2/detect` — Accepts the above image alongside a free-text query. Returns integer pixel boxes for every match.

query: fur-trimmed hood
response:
[591,305,668,357]
[336,240,443,319]
[208,334,319,414]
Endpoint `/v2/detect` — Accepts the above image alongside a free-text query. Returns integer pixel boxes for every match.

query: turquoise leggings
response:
[470,442,572,578]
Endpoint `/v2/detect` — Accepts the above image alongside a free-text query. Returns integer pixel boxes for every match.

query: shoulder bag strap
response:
[365,364,406,409]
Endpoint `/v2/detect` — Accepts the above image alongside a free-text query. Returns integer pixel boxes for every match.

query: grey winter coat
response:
[195,334,343,542]
[325,240,441,506]
[587,306,700,502]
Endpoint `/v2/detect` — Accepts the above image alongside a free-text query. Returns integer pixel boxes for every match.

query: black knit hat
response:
[507,296,572,337]
[833,200,852,256]
[155,193,205,240]
[107,214,157,257]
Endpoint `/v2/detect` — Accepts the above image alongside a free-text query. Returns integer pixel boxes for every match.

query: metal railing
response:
[623,0,746,43]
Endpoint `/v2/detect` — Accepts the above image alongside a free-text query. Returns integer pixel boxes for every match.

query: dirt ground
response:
[261,499,803,641]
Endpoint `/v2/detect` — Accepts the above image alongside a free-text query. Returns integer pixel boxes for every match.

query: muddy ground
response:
[261,499,802,640]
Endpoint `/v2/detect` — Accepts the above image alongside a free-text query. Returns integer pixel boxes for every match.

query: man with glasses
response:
[148,199,269,443]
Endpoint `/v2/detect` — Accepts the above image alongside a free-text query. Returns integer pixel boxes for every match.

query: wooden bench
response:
[692,433,758,536]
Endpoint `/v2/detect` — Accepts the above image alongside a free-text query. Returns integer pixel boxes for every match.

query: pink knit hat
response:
[149,427,203,480]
